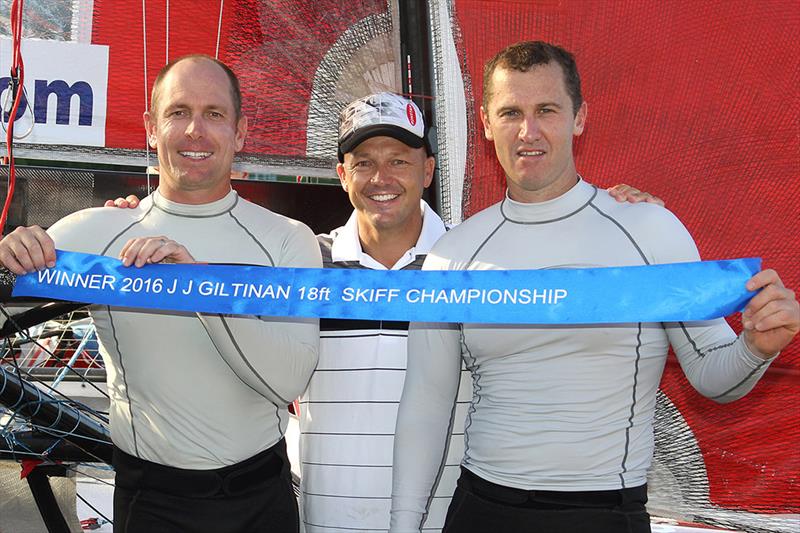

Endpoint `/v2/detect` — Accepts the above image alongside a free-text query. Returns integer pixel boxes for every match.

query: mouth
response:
[179,151,212,160]
[368,193,400,203]
[517,149,545,157]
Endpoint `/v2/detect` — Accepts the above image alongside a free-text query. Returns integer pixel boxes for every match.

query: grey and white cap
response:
[337,92,429,162]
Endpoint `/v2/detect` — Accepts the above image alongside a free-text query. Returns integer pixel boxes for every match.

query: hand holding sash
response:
[742,269,800,358]
[120,236,195,267]
[0,225,56,274]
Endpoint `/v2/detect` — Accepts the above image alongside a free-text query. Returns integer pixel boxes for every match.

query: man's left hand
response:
[120,236,195,267]
[104,195,140,208]
[742,269,799,358]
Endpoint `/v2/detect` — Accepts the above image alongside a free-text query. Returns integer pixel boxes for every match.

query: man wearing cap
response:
[298,92,469,533]
[299,92,663,533]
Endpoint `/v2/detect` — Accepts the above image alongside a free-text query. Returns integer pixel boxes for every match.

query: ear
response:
[143,112,157,148]
[423,156,435,188]
[573,101,587,137]
[336,163,348,192]
[234,115,248,152]
[479,105,494,141]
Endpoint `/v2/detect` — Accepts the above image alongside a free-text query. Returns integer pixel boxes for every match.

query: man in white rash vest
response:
[102,91,663,533]
[0,55,321,533]
[389,41,800,533]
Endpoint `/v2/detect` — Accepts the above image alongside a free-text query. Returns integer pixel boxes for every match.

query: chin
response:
[369,215,400,230]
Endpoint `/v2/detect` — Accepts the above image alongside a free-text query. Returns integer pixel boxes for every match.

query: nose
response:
[185,115,205,139]
[369,163,392,184]
[518,115,540,143]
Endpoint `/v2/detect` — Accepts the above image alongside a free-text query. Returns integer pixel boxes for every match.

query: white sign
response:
[0,37,109,146]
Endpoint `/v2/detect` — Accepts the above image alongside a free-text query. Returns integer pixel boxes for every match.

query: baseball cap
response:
[337,92,430,162]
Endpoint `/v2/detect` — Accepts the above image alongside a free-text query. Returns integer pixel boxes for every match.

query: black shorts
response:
[113,439,298,533]
[442,466,651,533]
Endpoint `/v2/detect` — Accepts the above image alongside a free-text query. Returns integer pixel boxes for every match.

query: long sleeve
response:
[390,320,462,532]
[645,207,775,403]
[198,219,321,405]
[667,323,774,403]
[198,314,319,405]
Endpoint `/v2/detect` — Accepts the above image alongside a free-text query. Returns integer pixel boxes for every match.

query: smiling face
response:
[480,62,586,203]
[143,57,247,204]
[337,135,434,242]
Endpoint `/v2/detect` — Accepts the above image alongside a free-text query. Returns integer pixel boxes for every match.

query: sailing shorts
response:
[442,466,651,533]
[112,438,298,533]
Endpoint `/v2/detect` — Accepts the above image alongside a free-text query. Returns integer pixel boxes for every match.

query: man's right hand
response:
[0,226,56,274]
[104,195,141,208]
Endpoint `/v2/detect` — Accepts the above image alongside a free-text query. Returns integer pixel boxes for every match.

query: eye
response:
[170,109,187,117]
[391,159,409,166]
[538,107,554,114]
[352,160,373,169]
[208,111,224,119]
[498,109,519,118]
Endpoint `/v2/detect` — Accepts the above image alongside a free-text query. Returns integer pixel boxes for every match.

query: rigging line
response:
[9,416,114,464]
[32,422,111,445]
[5,347,109,412]
[0,302,106,400]
[0,85,35,139]
[76,492,113,525]
[1,0,25,233]
[215,0,225,59]
[70,465,115,486]
[51,323,96,389]
[165,0,169,64]
[0,305,110,409]
[5,421,112,464]
[3,330,28,410]
[0,436,35,463]
[1,357,109,422]
[142,0,152,194]
[0,306,108,403]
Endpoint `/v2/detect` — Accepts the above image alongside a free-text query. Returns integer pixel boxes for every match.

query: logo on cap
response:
[406,103,417,126]
[337,92,427,162]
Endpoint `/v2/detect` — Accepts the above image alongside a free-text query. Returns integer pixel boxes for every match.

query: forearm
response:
[390,322,462,532]
[390,392,457,531]
[198,313,319,405]
[670,321,775,402]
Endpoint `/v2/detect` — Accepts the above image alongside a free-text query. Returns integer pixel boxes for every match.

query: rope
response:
[1,0,26,233]
[215,0,225,59]
[142,0,152,193]
[165,0,170,64]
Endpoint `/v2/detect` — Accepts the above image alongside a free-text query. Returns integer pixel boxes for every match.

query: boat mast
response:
[398,0,440,215]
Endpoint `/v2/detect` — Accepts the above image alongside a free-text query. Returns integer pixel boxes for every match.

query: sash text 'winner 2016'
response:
[13,250,760,324]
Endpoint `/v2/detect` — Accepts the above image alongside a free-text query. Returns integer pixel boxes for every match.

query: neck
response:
[357,217,423,269]
[158,183,232,205]
[508,169,579,204]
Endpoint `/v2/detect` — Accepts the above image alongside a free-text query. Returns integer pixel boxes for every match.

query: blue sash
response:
[13,250,759,324]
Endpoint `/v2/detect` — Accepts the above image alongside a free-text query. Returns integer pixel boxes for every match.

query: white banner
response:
[0,38,108,146]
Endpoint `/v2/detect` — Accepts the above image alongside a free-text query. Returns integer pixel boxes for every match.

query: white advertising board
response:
[0,37,109,146]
